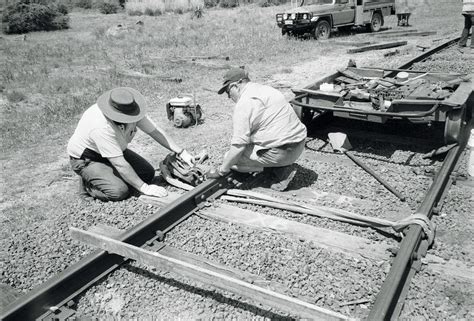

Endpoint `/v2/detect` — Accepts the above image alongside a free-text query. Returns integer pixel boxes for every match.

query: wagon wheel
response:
[293,105,314,127]
[368,12,382,33]
[444,107,466,144]
[313,20,331,40]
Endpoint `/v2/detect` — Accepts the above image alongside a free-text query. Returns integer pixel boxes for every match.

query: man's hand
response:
[205,167,228,179]
[139,183,168,197]
[179,149,195,167]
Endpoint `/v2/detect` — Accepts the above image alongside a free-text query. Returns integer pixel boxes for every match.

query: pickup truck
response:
[276,0,396,39]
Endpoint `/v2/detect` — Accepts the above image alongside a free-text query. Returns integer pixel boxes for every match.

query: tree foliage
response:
[2,0,70,34]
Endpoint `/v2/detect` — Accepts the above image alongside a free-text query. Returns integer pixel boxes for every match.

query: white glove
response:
[139,183,168,198]
[178,149,195,167]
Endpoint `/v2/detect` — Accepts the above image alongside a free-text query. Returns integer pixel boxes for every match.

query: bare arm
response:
[108,155,145,190]
[147,127,183,154]
[220,144,246,173]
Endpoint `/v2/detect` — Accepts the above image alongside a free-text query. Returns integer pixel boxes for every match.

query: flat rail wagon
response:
[291,66,473,144]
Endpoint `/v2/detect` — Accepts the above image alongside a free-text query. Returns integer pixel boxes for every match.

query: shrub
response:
[219,0,239,8]
[74,0,92,9]
[98,1,120,14]
[192,7,203,19]
[52,2,69,14]
[144,7,154,15]
[1,1,70,34]
[204,0,219,8]
[52,15,70,29]
[143,7,162,16]
[128,9,143,16]
[258,0,287,6]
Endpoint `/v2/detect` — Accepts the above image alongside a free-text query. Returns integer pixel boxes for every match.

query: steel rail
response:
[386,37,460,77]
[368,35,469,320]
[368,127,469,320]
[0,174,239,321]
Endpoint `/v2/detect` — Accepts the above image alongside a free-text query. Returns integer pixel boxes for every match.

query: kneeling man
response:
[210,68,307,191]
[68,87,194,201]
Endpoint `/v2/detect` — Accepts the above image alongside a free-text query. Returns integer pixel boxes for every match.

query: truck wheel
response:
[314,20,331,40]
[368,12,382,32]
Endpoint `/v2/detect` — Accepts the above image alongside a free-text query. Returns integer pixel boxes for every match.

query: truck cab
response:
[276,0,395,39]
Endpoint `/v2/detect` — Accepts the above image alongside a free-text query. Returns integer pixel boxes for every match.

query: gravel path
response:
[1,35,472,321]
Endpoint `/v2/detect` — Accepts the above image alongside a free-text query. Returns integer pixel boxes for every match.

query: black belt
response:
[70,148,108,163]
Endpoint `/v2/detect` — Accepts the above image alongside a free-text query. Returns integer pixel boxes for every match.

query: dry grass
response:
[125,0,204,14]
[0,0,462,152]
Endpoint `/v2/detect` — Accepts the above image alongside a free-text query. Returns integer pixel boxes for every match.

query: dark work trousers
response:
[70,149,155,201]
[459,14,474,48]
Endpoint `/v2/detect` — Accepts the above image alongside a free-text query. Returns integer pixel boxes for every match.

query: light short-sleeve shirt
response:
[231,82,307,149]
[463,0,474,14]
[67,104,156,159]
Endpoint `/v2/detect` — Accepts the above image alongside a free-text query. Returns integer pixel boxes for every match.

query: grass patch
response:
[125,0,204,15]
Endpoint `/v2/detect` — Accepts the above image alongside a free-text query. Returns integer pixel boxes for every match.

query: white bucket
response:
[320,83,334,92]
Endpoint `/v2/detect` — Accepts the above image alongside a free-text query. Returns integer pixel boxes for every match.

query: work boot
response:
[270,166,297,192]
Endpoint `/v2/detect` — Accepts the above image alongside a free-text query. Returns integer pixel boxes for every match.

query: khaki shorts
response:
[233,140,305,172]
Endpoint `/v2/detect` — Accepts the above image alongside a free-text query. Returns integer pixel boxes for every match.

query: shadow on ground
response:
[246,164,318,191]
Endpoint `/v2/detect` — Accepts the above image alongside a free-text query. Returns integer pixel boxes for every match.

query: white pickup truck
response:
[276,0,396,39]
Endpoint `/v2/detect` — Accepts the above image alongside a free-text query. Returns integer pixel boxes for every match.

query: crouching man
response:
[67,87,194,201]
[208,68,307,191]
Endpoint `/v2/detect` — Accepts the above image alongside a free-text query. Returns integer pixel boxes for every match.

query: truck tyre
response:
[368,12,382,32]
[313,20,331,40]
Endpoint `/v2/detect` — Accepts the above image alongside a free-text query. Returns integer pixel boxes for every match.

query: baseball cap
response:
[217,67,249,95]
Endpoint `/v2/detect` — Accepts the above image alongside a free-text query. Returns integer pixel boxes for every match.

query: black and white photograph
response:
[0,0,473,319]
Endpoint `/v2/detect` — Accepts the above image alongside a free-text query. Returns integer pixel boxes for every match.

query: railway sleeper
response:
[70,227,349,321]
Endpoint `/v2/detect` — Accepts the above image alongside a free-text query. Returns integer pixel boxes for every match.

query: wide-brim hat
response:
[217,67,249,95]
[97,87,146,123]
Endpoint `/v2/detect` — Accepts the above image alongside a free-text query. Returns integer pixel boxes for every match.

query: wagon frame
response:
[291,67,473,144]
